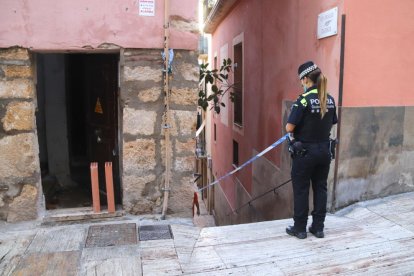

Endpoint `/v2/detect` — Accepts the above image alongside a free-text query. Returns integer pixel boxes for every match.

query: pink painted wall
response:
[0,0,197,50]
[210,0,343,207]
[342,0,414,107]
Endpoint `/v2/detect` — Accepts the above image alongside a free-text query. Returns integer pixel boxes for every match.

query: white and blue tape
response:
[198,134,288,192]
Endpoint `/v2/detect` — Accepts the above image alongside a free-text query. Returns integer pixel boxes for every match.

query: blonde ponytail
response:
[317,73,328,118]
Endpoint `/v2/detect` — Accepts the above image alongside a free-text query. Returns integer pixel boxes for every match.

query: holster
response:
[287,138,307,158]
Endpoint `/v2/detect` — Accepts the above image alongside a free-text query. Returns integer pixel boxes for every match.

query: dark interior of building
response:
[35,53,119,210]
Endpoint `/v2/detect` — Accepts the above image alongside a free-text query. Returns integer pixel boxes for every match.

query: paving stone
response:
[85,223,137,248]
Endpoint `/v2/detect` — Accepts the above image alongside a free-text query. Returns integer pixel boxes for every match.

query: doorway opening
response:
[35,53,121,210]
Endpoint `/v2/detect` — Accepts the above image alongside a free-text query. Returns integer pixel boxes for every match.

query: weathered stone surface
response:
[174,110,197,136]
[171,87,197,105]
[123,139,156,174]
[125,198,154,214]
[175,156,195,172]
[171,16,198,34]
[123,174,157,199]
[168,178,194,217]
[7,184,38,222]
[334,106,414,210]
[138,87,162,102]
[0,79,34,99]
[2,65,32,78]
[0,48,30,61]
[124,66,162,82]
[175,139,195,154]
[404,107,414,150]
[123,108,156,135]
[177,63,198,82]
[2,101,35,131]
[123,49,160,63]
[0,133,39,184]
[123,174,161,215]
[161,112,178,136]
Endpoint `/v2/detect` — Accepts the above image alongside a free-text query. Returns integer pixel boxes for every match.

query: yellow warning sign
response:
[95,98,103,114]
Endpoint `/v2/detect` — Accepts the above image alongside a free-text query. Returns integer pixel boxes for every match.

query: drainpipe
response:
[331,14,346,212]
[161,0,171,220]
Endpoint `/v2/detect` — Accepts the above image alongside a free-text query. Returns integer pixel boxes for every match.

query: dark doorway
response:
[35,53,120,210]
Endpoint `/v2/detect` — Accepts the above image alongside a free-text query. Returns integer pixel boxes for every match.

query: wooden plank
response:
[11,251,79,276]
[170,224,201,248]
[82,257,142,276]
[185,266,249,275]
[139,239,175,249]
[0,232,36,275]
[81,245,140,262]
[276,238,414,275]
[245,262,285,276]
[26,226,87,253]
[175,247,194,266]
[141,246,177,261]
[170,224,200,266]
[182,246,226,274]
[196,215,354,248]
[381,211,414,232]
[363,192,414,216]
[42,208,124,223]
[105,162,115,213]
[140,236,181,274]
[207,226,389,269]
[90,162,100,213]
[142,258,182,276]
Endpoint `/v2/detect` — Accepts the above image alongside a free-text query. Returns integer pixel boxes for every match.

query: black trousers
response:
[291,142,331,232]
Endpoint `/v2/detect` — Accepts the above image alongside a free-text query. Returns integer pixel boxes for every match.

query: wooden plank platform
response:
[1,192,414,275]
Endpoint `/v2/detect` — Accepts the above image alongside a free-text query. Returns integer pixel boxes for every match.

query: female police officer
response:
[285,61,337,239]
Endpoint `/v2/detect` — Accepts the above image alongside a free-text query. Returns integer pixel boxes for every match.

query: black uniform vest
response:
[290,88,337,142]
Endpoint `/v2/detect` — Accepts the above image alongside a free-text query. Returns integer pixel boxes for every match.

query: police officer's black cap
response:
[298,61,318,79]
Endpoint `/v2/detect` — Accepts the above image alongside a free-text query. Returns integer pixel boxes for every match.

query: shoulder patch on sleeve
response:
[300,98,307,107]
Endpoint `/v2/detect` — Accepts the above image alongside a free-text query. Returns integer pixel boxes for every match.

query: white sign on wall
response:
[139,0,155,16]
[317,7,338,39]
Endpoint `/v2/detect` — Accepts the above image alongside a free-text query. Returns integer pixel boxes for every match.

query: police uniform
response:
[287,75,337,237]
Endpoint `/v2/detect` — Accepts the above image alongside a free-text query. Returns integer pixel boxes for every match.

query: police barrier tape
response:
[198,134,288,192]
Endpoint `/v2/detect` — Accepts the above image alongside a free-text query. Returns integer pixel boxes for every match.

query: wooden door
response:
[85,54,120,204]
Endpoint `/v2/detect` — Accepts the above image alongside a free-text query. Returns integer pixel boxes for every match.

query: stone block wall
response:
[0,47,198,222]
[334,106,414,209]
[121,49,198,217]
[0,48,41,222]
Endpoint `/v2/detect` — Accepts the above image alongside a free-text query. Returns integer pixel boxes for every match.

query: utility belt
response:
[287,137,338,159]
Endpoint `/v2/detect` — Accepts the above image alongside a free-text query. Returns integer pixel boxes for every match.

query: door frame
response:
[33,50,123,211]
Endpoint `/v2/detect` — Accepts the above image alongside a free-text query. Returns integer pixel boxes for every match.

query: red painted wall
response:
[343,0,414,107]
[0,0,197,50]
[210,0,343,208]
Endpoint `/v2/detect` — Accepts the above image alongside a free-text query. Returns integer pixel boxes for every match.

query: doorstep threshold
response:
[43,206,125,224]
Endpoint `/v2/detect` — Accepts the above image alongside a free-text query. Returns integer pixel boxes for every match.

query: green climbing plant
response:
[198,58,236,114]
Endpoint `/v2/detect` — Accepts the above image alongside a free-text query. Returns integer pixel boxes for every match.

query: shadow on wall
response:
[213,100,296,226]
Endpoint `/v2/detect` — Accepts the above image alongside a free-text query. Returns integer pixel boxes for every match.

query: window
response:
[233,42,243,125]
[233,140,239,166]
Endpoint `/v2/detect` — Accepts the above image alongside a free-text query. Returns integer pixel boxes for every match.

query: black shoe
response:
[309,226,324,238]
[286,226,307,239]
